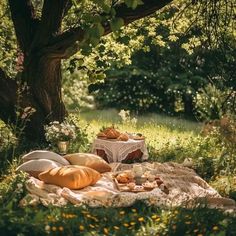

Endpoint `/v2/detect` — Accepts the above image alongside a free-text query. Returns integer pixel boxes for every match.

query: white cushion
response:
[22,150,70,166]
[16,159,63,178]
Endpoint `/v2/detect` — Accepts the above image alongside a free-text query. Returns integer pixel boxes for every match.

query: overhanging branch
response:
[48,0,173,58]
[115,0,173,25]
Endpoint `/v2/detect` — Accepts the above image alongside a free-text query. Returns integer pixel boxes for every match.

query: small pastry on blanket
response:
[142,181,157,190]
[134,185,144,191]
[97,132,106,138]
[116,172,134,183]
[127,182,136,190]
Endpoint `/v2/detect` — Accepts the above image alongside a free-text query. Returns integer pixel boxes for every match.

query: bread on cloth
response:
[117,133,129,141]
[116,172,134,184]
[21,150,70,166]
[39,165,101,190]
[16,159,63,178]
[64,153,111,173]
[102,127,121,139]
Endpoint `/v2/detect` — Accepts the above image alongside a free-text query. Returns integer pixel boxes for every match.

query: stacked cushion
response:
[39,165,101,189]
[16,159,63,178]
[64,153,111,173]
[22,150,70,166]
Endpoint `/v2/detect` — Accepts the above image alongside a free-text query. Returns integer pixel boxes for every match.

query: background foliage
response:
[87,2,235,119]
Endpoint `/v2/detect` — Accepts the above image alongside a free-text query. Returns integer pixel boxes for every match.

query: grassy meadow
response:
[0,110,236,235]
[79,109,202,160]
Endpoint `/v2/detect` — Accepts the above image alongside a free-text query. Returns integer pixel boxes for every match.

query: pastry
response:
[133,135,145,140]
[133,185,144,191]
[97,132,106,138]
[117,133,129,141]
[104,127,121,139]
[142,181,157,190]
[116,172,134,183]
[127,182,135,190]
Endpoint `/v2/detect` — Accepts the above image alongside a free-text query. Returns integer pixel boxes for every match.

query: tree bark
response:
[0,68,17,124]
[1,0,68,142]
[20,52,66,142]
[0,54,66,143]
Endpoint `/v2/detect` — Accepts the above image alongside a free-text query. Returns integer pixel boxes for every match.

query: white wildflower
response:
[17,183,23,189]
[45,225,51,232]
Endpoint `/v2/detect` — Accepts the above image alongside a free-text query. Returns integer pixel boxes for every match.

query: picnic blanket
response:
[20,162,236,211]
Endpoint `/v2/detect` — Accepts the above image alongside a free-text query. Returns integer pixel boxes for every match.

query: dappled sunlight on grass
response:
[1,110,236,235]
[79,109,202,163]
[80,109,201,132]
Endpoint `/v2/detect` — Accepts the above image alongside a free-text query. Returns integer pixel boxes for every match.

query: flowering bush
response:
[44,121,76,143]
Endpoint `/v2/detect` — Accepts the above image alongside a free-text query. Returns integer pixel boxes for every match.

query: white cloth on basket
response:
[91,138,148,163]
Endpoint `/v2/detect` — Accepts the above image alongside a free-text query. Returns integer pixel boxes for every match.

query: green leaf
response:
[97,23,105,37]
[5,201,13,210]
[125,0,143,9]
[110,17,124,32]
[124,0,132,8]
[93,15,102,23]
[110,8,116,17]
[87,23,104,39]
[90,37,100,46]
[34,210,45,222]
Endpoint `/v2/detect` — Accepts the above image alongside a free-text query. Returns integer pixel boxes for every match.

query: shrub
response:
[194,83,235,121]
[62,70,95,110]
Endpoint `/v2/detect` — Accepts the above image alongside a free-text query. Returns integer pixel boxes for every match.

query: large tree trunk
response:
[0,53,66,142]
[22,53,66,141]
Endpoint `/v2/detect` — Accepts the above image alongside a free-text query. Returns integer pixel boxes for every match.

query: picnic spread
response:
[17,126,236,211]
[92,126,148,163]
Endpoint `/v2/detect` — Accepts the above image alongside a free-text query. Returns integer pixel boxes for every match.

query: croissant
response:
[116,172,133,183]
[118,133,129,141]
[97,132,106,138]
[105,129,120,139]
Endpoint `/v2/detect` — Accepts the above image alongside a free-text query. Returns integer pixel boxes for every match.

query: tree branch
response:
[47,0,173,58]
[31,0,72,48]
[115,0,173,25]
[8,0,36,54]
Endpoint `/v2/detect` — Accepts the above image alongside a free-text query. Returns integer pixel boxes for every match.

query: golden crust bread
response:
[97,132,107,138]
[116,172,134,183]
[117,133,129,141]
[104,129,120,139]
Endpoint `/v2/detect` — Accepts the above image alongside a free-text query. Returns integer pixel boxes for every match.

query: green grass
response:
[79,109,201,133]
[1,110,236,235]
[79,109,202,155]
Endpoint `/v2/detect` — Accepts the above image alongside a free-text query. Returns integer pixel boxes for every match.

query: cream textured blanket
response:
[20,162,236,210]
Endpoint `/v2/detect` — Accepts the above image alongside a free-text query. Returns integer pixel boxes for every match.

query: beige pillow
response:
[64,153,111,173]
[16,159,63,178]
[22,150,70,166]
[38,165,101,190]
